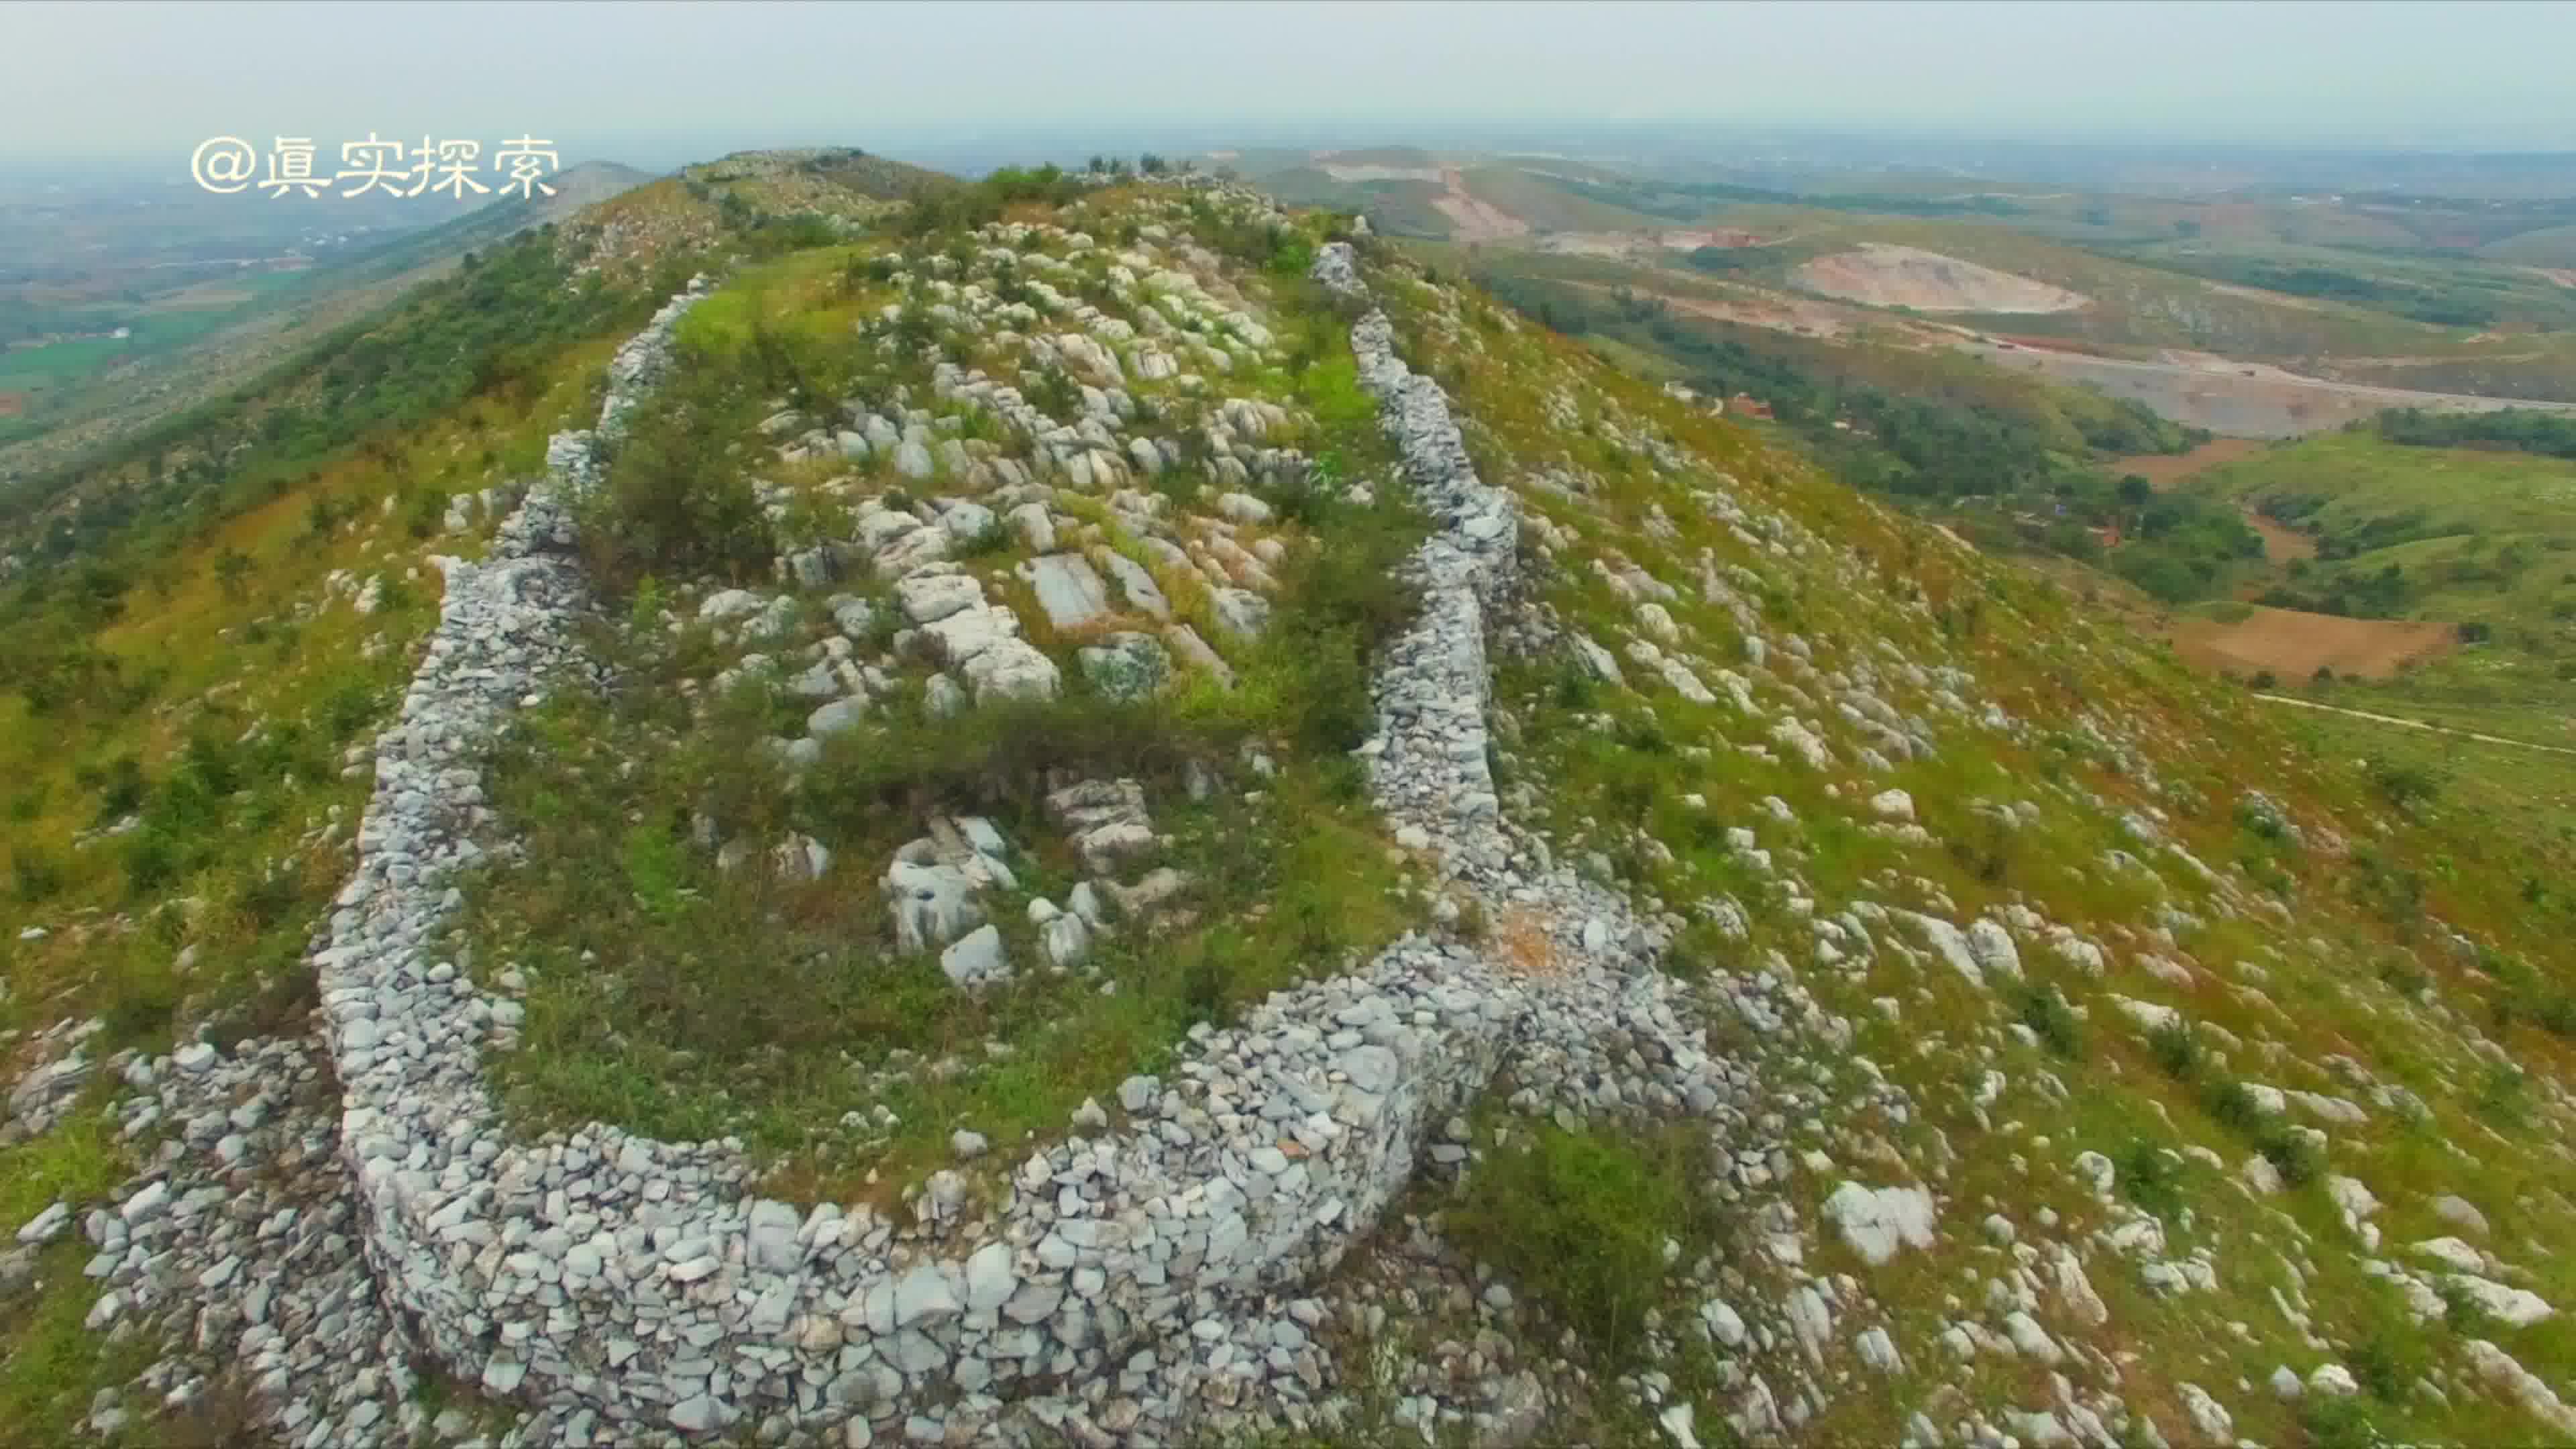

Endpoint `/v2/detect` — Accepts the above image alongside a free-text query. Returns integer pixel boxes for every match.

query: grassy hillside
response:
[0,241,663,1052]
[0,166,805,1445]
[1434,244,2282,605]
[0,167,661,490]
[2186,425,2576,712]
[1360,256,2576,1447]
[2484,223,2576,268]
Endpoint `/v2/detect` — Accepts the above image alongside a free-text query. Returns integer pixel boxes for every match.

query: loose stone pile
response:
[11,1034,424,1449]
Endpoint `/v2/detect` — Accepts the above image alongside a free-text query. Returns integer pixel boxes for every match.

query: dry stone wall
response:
[307,240,1733,1446]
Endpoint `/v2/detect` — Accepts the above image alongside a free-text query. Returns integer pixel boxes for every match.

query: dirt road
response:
[2256,693,2576,757]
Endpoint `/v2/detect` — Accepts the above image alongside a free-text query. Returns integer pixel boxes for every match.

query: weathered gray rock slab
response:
[1028,553,1113,631]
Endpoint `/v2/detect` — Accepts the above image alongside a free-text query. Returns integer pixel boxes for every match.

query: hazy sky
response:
[8,0,2575,171]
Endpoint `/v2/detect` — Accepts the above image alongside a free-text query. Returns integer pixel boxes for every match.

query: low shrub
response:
[1446,1121,1714,1362]
[2012,981,2084,1059]
[2118,1138,2186,1220]
[2147,1020,2203,1079]
[576,367,771,593]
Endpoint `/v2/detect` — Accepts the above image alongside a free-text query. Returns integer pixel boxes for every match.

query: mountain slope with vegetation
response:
[0,164,660,495]
[2178,413,2576,738]
[1,154,2573,1449]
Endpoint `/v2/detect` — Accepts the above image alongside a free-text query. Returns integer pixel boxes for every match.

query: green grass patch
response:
[1444,1118,1719,1364]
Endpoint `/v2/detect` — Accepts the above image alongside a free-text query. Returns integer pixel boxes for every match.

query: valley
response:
[0,162,654,498]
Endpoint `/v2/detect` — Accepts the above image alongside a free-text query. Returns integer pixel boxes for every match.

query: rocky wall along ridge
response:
[277,235,1746,1446]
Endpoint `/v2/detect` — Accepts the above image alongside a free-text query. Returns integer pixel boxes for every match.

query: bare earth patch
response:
[2169,604,2453,680]
[2109,439,2312,561]
[1792,243,2089,314]
[2110,438,2266,490]
[1961,339,2576,437]
[1318,164,1443,184]
[1429,168,1531,243]
[1574,280,1876,341]
[1489,904,1567,979]
[2237,511,2317,564]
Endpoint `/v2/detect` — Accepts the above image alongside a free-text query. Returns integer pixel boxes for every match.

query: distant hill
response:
[0,159,662,496]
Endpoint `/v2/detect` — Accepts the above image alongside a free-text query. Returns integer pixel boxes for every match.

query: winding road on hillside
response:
[2255,692,2576,757]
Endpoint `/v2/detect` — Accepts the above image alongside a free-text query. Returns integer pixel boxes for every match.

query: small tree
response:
[579,376,771,590]
[2368,757,2443,816]
[213,550,254,601]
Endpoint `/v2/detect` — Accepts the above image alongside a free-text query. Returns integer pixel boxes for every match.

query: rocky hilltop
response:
[3,160,2575,1449]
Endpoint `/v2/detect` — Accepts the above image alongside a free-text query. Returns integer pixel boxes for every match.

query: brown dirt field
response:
[0,392,25,417]
[2239,511,2318,564]
[1318,163,1442,184]
[1429,168,1529,244]
[1792,243,2089,314]
[1572,280,1879,341]
[2109,439,2314,563]
[2169,605,2453,681]
[1656,228,1768,250]
[1534,233,1651,259]
[2111,437,2266,489]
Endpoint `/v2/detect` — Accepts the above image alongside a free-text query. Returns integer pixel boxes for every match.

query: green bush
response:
[2298,1395,2394,1449]
[100,948,182,1040]
[1248,497,1424,754]
[1446,1122,1711,1361]
[2147,1020,2203,1079]
[2012,981,2084,1059]
[2260,1128,2323,1187]
[122,826,182,898]
[9,849,65,904]
[578,370,772,592]
[2204,1079,2267,1134]
[2118,1138,2185,1220]
[2366,757,2443,815]
[620,822,689,920]
[1303,358,1380,442]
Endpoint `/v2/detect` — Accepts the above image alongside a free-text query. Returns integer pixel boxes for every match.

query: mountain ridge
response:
[1,155,2573,1449]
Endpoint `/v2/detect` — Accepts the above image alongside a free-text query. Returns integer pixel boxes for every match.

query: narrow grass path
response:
[2255,690,2576,757]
